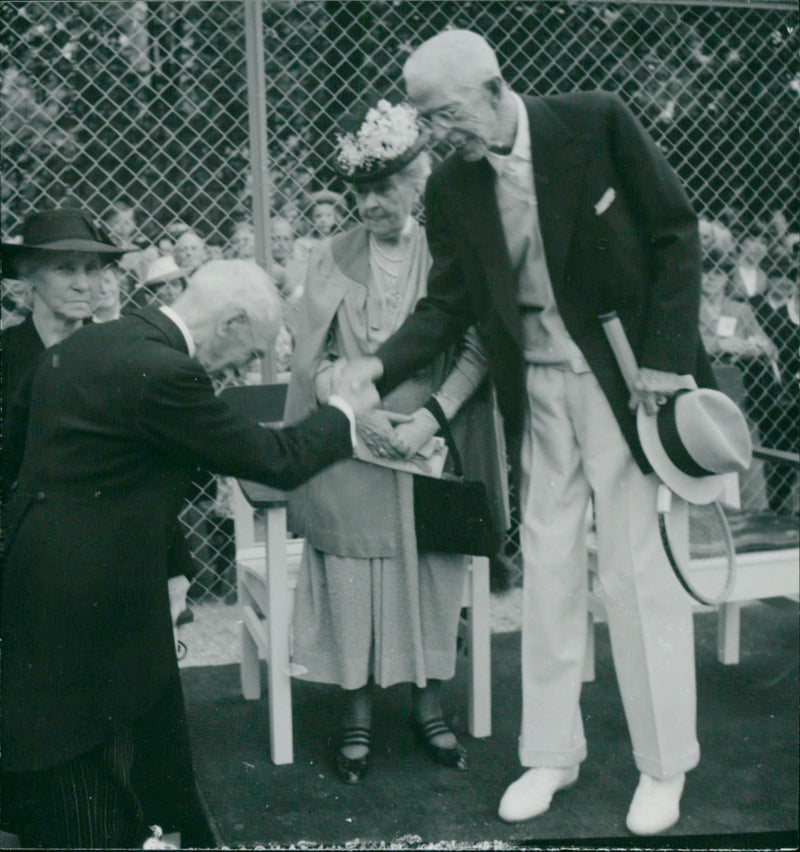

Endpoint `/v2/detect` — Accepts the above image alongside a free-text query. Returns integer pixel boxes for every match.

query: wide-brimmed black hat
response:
[1,208,133,277]
[334,99,430,186]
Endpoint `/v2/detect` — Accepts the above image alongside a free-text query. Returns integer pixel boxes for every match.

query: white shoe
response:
[626,772,685,835]
[498,766,580,823]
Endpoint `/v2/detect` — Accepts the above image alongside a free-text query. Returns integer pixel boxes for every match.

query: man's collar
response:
[159,304,196,357]
[486,93,531,173]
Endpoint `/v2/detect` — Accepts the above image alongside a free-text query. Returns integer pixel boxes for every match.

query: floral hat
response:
[334,99,430,185]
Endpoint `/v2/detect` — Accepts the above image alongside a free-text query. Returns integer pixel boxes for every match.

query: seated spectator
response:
[294,190,345,264]
[206,238,225,261]
[699,256,775,364]
[230,221,255,259]
[1,270,31,331]
[276,198,305,238]
[700,255,780,509]
[751,276,799,514]
[271,216,296,267]
[173,229,209,275]
[102,200,158,302]
[699,215,735,265]
[760,209,796,281]
[270,215,304,302]
[138,255,188,308]
[729,234,769,301]
[93,264,123,322]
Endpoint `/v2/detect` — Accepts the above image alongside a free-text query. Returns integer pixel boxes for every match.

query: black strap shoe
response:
[333,725,371,784]
[412,716,469,771]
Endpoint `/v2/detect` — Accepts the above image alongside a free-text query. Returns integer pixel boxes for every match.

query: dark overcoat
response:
[1,307,352,772]
[376,91,714,471]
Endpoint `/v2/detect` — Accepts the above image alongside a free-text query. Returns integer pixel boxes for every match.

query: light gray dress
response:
[285,221,491,690]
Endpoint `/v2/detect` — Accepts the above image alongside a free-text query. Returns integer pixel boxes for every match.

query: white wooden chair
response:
[222,384,492,766]
[583,367,799,681]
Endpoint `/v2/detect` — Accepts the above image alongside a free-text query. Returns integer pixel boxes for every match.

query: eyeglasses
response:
[417,103,462,131]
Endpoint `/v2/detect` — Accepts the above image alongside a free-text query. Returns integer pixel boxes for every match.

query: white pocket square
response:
[594,187,616,216]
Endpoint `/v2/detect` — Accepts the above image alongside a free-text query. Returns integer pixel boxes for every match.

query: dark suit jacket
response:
[1,315,46,504]
[376,91,714,470]
[1,315,197,583]
[1,308,352,771]
[1,314,44,407]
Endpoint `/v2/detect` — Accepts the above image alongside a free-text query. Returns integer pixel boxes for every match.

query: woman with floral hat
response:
[285,100,507,784]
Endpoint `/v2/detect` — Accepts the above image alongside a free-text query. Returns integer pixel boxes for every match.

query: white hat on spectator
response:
[142,254,186,288]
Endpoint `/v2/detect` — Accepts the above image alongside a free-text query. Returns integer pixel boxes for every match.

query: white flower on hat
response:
[335,100,421,177]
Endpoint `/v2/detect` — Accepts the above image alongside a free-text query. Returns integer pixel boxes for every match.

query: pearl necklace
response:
[369,234,405,279]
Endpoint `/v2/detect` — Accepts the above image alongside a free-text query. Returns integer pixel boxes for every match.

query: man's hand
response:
[336,357,385,394]
[629,367,697,415]
[392,406,440,459]
[329,357,383,415]
[356,409,412,459]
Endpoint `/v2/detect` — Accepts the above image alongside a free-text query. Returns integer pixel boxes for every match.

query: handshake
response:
[328,356,385,415]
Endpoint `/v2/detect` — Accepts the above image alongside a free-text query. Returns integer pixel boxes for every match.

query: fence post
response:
[244,0,275,383]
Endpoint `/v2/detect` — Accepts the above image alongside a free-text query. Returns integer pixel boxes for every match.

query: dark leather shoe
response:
[412,716,469,770]
[333,725,371,784]
[175,607,194,627]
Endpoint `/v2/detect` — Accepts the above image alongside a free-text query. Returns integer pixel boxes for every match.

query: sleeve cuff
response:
[327,394,358,449]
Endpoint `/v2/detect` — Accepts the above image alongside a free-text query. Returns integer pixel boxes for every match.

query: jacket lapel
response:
[455,158,523,343]
[452,96,584,340]
[524,95,583,295]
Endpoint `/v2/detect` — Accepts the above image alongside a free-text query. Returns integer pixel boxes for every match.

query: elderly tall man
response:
[343,30,714,835]
[1,259,380,849]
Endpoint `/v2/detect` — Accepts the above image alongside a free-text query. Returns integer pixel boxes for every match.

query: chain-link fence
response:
[2,1,798,596]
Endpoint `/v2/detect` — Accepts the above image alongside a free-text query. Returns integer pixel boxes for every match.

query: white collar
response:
[486,92,531,173]
[159,305,196,357]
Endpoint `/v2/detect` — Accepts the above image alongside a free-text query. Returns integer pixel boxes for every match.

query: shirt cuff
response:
[327,394,358,449]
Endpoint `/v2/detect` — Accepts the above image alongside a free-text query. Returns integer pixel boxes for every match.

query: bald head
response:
[404,30,502,96]
[172,259,283,375]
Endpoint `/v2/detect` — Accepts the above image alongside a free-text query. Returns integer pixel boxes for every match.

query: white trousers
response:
[518,366,700,779]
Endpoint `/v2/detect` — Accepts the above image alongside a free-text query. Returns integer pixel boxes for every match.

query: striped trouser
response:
[1,669,213,849]
[1,728,144,849]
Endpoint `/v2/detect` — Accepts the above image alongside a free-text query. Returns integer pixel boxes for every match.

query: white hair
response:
[179,259,283,347]
[404,29,502,92]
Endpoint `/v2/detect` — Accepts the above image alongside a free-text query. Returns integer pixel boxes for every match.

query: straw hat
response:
[637,388,752,504]
[1,208,132,277]
[141,254,186,288]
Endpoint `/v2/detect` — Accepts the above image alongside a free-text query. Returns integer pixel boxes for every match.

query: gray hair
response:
[179,259,283,347]
[404,30,503,93]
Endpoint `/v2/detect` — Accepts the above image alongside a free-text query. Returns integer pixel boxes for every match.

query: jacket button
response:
[35,491,46,502]
[596,238,607,251]
[10,481,18,492]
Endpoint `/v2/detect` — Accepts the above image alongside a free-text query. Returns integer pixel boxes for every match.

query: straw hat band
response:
[656,393,716,478]
[663,390,751,476]
[637,387,752,504]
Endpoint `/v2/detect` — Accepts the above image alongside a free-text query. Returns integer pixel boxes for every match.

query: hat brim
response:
[637,405,725,504]
[336,132,430,185]
[2,240,132,278]
[140,268,186,289]
[7,239,133,254]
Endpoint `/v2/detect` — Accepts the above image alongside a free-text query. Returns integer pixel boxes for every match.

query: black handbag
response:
[413,398,499,557]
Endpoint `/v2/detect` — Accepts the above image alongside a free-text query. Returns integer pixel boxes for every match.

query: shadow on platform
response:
[182,602,798,849]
